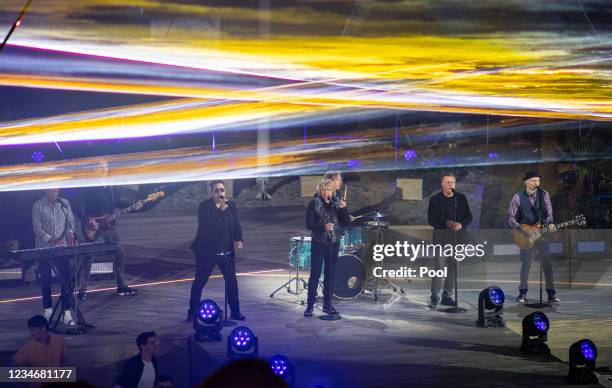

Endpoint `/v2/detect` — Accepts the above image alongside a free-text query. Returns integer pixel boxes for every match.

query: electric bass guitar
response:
[511,214,586,249]
[84,191,165,241]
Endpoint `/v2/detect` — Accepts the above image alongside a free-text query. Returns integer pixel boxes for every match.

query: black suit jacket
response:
[190,199,243,257]
[427,191,473,243]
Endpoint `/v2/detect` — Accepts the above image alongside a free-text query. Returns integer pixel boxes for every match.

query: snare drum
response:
[289,236,312,270]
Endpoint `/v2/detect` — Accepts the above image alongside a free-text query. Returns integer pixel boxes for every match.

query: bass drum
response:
[333,254,367,299]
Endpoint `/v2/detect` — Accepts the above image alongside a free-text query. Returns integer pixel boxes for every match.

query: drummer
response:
[324,171,344,200]
[304,179,351,318]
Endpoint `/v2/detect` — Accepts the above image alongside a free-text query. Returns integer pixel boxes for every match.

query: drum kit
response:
[270,210,392,302]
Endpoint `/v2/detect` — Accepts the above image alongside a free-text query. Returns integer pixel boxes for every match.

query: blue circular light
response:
[197,299,219,323]
[533,313,548,332]
[31,150,45,163]
[488,287,505,306]
[268,354,293,381]
[231,326,254,351]
[580,340,596,361]
[404,149,417,161]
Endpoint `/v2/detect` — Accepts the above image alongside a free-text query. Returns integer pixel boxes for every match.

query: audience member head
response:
[136,331,159,358]
[155,374,175,388]
[28,315,49,342]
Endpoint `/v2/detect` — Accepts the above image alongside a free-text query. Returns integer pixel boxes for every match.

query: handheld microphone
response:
[219,195,229,204]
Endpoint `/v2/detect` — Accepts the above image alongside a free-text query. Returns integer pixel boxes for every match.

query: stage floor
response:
[1,206,610,387]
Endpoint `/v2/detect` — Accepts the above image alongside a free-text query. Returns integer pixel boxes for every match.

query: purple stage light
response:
[488,152,498,158]
[31,150,45,162]
[347,159,361,168]
[404,149,417,161]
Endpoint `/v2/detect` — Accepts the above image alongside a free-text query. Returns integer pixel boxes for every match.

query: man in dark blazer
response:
[427,173,473,307]
[187,180,245,322]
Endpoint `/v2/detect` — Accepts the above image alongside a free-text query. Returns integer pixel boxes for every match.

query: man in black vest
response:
[187,180,245,322]
[427,173,472,307]
[507,171,559,304]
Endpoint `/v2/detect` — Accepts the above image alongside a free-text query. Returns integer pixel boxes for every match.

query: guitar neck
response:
[107,200,147,222]
[555,219,579,230]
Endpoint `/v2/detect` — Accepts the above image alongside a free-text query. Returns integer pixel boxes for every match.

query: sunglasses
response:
[213,188,225,193]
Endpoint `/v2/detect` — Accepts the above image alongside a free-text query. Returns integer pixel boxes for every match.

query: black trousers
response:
[307,241,339,308]
[189,253,240,315]
[39,260,72,310]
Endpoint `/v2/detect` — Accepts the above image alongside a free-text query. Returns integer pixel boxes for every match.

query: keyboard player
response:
[31,189,77,326]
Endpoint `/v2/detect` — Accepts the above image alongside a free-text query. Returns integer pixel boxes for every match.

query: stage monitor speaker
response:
[396,178,422,200]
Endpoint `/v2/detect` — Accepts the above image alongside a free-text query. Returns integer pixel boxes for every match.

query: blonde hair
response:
[316,178,334,194]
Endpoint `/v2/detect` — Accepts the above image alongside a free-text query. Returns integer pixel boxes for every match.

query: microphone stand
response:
[445,189,466,314]
[218,196,237,326]
[321,198,341,321]
[526,187,551,309]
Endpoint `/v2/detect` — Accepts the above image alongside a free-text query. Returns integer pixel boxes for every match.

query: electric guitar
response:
[84,191,165,241]
[511,214,586,249]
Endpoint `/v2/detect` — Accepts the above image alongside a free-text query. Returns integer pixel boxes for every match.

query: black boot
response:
[323,305,339,315]
[304,304,314,317]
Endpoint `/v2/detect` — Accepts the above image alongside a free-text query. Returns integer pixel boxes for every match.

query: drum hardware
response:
[270,232,310,303]
[360,215,410,305]
[364,220,390,229]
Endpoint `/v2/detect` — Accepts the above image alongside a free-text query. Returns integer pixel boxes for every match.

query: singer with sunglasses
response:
[187,180,245,322]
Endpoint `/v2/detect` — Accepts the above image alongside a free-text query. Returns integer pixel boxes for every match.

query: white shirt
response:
[136,359,156,388]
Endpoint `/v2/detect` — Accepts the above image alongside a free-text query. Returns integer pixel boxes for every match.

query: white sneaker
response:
[62,311,75,326]
[43,308,52,320]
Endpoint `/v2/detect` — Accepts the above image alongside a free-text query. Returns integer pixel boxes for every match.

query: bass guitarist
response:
[507,171,559,304]
[77,187,141,299]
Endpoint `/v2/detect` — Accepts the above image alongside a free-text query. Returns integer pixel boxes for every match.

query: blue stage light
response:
[520,311,550,354]
[32,150,45,162]
[533,312,548,332]
[581,340,597,361]
[403,149,417,161]
[269,355,295,387]
[569,339,598,384]
[227,326,258,359]
[488,287,504,306]
[198,300,220,323]
[193,299,223,342]
[477,286,505,327]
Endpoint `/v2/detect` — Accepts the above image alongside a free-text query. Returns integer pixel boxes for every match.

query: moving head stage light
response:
[520,311,550,355]
[227,326,259,359]
[269,354,295,388]
[194,299,223,342]
[476,286,505,327]
[568,339,598,385]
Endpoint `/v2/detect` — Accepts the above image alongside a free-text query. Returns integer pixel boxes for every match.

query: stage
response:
[1,206,610,387]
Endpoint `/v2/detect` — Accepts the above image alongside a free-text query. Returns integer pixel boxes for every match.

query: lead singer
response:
[304,179,351,317]
[188,180,245,322]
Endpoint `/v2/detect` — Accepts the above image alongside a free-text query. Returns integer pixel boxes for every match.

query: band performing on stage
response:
[7,168,571,333]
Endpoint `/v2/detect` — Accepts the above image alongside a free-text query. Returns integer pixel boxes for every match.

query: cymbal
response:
[365,220,390,229]
[362,210,387,219]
